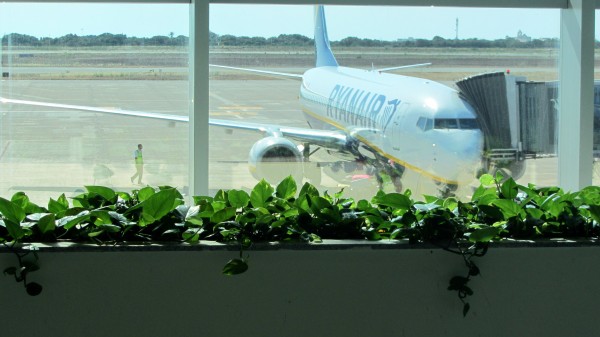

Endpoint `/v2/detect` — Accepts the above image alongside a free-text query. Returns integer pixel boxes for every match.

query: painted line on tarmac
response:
[0,141,10,161]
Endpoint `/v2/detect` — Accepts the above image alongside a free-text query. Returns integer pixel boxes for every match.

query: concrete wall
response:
[1,242,599,337]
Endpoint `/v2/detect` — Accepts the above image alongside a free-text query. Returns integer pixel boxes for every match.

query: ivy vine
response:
[0,173,599,316]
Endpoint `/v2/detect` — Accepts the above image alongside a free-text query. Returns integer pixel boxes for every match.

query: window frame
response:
[0,0,596,195]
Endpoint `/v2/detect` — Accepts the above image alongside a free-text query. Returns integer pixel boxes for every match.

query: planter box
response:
[1,241,599,337]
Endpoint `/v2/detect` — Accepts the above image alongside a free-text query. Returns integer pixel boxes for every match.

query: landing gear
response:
[482,158,526,182]
[436,183,458,198]
[480,149,527,181]
[374,159,405,193]
[301,143,322,186]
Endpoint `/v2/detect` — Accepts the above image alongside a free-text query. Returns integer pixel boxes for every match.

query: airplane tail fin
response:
[314,5,339,67]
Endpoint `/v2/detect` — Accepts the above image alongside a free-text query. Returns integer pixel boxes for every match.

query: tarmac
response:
[0,76,589,206]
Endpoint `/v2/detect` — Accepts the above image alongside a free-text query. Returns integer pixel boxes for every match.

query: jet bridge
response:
[457,71,600,179]
[456,71,527,178]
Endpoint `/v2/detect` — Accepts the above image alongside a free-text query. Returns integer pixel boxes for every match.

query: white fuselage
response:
[299,66,484,185]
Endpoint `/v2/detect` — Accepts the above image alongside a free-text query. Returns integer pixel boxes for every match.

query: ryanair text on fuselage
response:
[327,84,401,131]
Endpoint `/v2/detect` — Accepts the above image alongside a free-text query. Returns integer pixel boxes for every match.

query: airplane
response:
[0,5,484,195]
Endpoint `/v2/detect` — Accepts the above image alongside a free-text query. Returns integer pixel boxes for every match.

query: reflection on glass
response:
[208,5,560,200]
[0,3,190,204]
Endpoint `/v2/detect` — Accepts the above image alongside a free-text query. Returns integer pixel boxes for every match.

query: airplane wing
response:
[0,97,189,122]
[0,96,352,153]
[210,64,303,79]
[374,62,432,73]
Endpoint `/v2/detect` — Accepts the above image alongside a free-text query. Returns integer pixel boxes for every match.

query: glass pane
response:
[209,4,560,200]
[594,10,600,186]
[0,3,190,204]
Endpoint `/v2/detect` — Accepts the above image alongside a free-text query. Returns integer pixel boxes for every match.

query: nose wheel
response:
[374,160,405,192]
[436,182,458,198]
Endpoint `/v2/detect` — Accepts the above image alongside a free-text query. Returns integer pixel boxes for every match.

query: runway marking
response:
[0,141,10,161]
[209,91,237,106]
[218,106,263,111]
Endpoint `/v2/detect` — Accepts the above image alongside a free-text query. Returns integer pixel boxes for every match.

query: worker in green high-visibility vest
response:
[130,144,144,185]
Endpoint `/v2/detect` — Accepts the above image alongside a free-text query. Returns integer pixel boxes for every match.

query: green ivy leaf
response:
[443,197,458,211]
[469,226,501,243]
[0,197,26,224]
[525,207,544,220]
[298,182,319,198]
[500,178,518,200]
[213,190,227,203]
[478,205,504,221]
[137,186,156,202]
[62,211,91,230]
[294,194,311,214]
[373,193,412,210]
[309,195,332,214]
[48,194,69,215]
[85,185,117,201]
[4,220,25,240]
[492,199,523,219]
[90,210,113,225]
[587,205,600,224]
[211,207,236,224]
[228,190,250,209]
[182,228,200,243]
[250,179,274,208]
[37,213,56,234]
[479,173,495,186]
[222,258,248,275]
[413,203,439,213]
[88,230,105,238]
[276,176,297,200]
[139,188,182,226]
[11,192,44,214]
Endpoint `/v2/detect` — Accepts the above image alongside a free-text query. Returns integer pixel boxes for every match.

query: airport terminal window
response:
[0,3,189,204]
[0,1,588,204]
[207,4,561,200]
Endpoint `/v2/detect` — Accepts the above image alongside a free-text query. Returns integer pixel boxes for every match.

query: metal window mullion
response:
[558,0,594,191]
[189,0,209,197]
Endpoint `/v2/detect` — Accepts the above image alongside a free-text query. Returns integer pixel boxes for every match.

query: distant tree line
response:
[1,32,188,47]
[4,31,597,49]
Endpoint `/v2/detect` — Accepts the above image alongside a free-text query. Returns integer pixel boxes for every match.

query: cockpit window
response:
[434,118,459,129]
[425,118,433,131]
[458,118,478,129]
[434,118,478,130]
[416,117,433,131]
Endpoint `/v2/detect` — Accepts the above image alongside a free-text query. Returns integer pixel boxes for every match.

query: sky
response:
[0,3,595,41]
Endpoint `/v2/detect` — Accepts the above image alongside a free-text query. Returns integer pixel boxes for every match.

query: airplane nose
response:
[443,130,484,181]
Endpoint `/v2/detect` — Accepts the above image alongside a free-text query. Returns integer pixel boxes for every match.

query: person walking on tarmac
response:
[130,144,144,185]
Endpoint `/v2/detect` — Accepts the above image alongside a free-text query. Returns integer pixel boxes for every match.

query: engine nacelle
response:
[248,136,304,183]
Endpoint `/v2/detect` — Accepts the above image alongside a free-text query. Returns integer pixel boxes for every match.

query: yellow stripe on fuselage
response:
[301,106,461,186]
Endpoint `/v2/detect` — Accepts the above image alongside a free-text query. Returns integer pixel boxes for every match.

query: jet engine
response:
[248,136,304,184]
